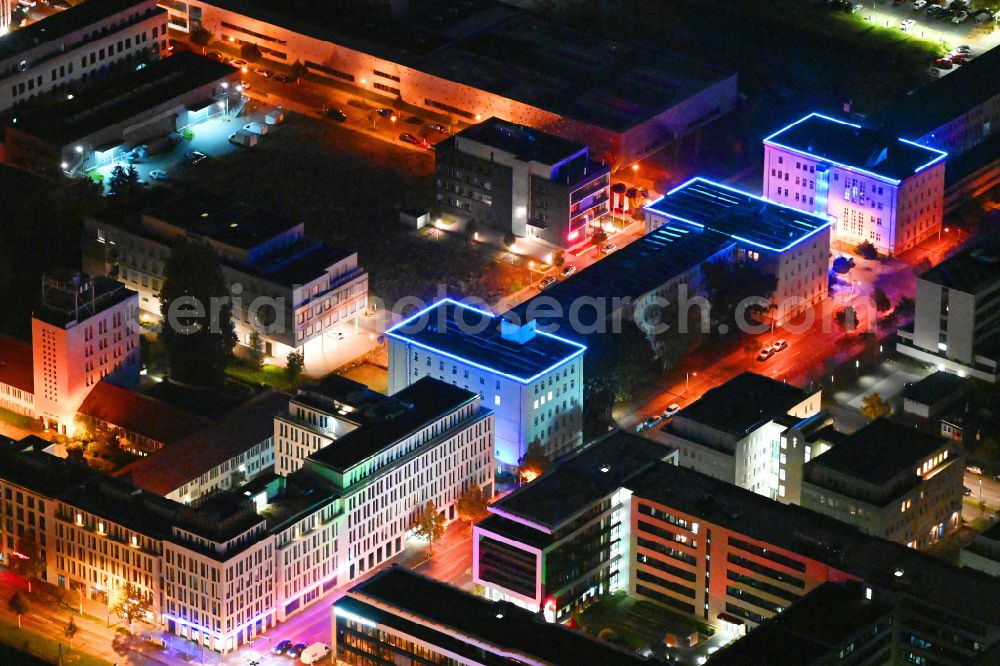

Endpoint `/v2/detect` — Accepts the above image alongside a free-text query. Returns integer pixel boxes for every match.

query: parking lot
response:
[842,1,999,56]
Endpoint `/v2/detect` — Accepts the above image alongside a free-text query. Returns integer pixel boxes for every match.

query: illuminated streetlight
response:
[632,164,639,173]
[60,162,68,169]
[66,93,74,100]
[75,145,83,153]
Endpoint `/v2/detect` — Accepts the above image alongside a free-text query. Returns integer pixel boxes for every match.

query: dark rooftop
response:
[806,418,946,487]
[256,239,355,288]
[646,178,832,251]
[763,113,946,182]
[339,566,657,666]
[672,372,810,438]
[488,431,673,531]
[902,371,966,407]
[386,299,586,383]
[13,52,235,146]
[919,230,1000,294]
[307,377,482,473]
[78,381,212,449]
[453,117,585,165]
[33,272,135,328]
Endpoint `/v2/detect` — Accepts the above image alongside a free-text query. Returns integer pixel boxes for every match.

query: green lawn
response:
[225,359,303,391]
[0,618,112,666]
[0,407,40,432]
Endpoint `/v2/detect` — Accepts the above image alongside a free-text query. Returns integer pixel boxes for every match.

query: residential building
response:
[0,0,168,111]
[31,272,140,436]
[0,335,35,418]
[82,188,368,369]
[332,566,660,666]
[386,298,586,469]
[762,112,947,256]
[897,230,1000,382]
[800,419,962,549]
[434,117,610,249]
[473,432,676,621]
[650,372,822,503]
[5,51,239,177]
[644,178,832,321]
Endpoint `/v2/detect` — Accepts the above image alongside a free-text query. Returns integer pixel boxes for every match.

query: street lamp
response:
[685,371,697,393]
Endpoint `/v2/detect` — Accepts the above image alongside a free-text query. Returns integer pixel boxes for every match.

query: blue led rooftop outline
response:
[763,112,946,183]
[385,298,587,385]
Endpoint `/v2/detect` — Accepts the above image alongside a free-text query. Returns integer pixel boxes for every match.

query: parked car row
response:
[272,640,331,663]
[756,339,788,362]
[931,44,973,72]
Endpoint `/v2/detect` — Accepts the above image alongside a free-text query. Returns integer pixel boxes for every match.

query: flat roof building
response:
[762,113,946,256]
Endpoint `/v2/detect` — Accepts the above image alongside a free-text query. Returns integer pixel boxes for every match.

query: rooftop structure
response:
[334,566,658,666]
[453,117,587,166]
[763,112,947,184]
[902,371,967,410]
[33,272,135,329]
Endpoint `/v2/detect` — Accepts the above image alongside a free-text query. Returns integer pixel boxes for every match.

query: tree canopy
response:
[456,485,490,523]
[414,501,445,556]
[702,259,778,332]
[860,392,891,421]
[518,441,551,484]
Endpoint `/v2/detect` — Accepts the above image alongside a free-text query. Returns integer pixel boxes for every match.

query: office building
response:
[332,566,660,666]
[651,372,822,503]
[0,0,168,111]
[645,178,831,321]
[763,112,947,256]
[386,298,586,469]
[473,432,675,621]
[800,418,962,549]
[961,521,1000,578]
[5,52,239,177]
[82,188,368,370]
[31,272,140,436]
[159,0,736,162]
[434,117,610,249]
[897,230,1000,382]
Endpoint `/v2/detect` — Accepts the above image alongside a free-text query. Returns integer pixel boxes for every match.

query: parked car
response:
[756,346,775,362]
[399,132,424,146]
[772,339,788,352]
[662,403,681,419]
[323,107,347,122]
[926,3,942,16]
[272,640,293,655]
[900,18,916,31]
[637,416,661,432]
[964,486,973,497]
[207,50,224,61]
[948,52,969,64]
[968,466,983,475]
[850,3,864,13]
[403,115,423,125]
[148,169,167,181]
[992,473,1000,482]
[285,643,308,658]
[300,643,332,665]
[601,243,618,254]
[273,73,295,83]
[954,44,972,54]
[539,275,557,290]
[230,58,249,71]
[932,57,953,69]
[188,151,208,165]
[376,107,394,118]
[427,123,448,134]
[912,0,927,8]
[561,265,577,277]
[952,10,969,23]
[253,67,274,77]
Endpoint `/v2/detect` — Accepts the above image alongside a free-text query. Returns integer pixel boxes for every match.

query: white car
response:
[968,466,983,475]
[662,403,681,419]
[756,346,775,362]
[561,265,577,277]
[772,339,788,352]
[601,243,618,255]
[300,642,331,665]
[900,18,916,31]
[952,10,968,23]
[148,170,167,181]
[912,0,927,9]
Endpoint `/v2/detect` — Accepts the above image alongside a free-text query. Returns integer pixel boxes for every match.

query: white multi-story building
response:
[0,0,168,111]
[386,298,586,470]
[763,113,947,256]
[31,272,140,436]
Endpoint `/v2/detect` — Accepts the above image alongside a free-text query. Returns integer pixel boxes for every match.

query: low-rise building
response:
[800,418,962,549]
[961,521,1000,579]
[897,230,1000,382]
[902,370,967,418]
[386,298,586,469]
[435,117,610,249]
[762,112,946,256]
[473,431,675,621]
[0,335,35,418]
[0,0,168,111]
[332,566,660,666]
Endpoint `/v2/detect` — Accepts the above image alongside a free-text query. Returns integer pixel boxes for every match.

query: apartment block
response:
[473,432,676,621]
[31,272,140,436]
[435,117,611,249]
[763,113,946,256]
[800,418,963,549]
[386,298,586,469]
[897,230,1000,382]
[651,372,822,503]
[0,0,168,111]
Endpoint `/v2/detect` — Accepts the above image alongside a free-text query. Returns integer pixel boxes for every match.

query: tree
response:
[240,43,262,61]
[702,259,778,331]
[109,583,148,631]
[285,350,304,382]
[502,231,516,249]
[106,165,143,205]
[248,329,265,371]
[592,227,607,244]
[11,530,44,583]
[856,240,878,260]
[8,592,28,629]
[64,617,79,648]
[872,287,891,313]
[456,485,490,523]
[414,501,445,557]
[860,392,892,421]
[551,251,565,267]
[518,441,551,484]
[894,296,915,319]
[159,238,237,387]
[189,26,212,47]
[290,59,304,81]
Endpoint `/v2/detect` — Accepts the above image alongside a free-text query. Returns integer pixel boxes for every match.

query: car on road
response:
[404,115,423,125]
[399,132,425,146]
[188,151,208,165]
[272,640,293,655]
[992,473,1000,482]
[900,18,916,31]
[286,643,308,658]
[756,346,775,362]
[539,275,557,290]
[561,265,577,277]
[932,57,953,69]
[912,0,927,9]
[968,466,983,475]
[148,169,167,181]
[601,243,618,254]
[323,107,347,122]
[772,339,788,352]
[207,50,224,61]
[954,44,972,54]
[637,416,661,432]
[427,123,448,134]
[273,73,295,83]
[230,58,249,70]
[964,486,973,496]
[300,643,332,665]
[952,10,968,23]
[252,67,274,77]
[662,403,681,419]
[376,107,394,118]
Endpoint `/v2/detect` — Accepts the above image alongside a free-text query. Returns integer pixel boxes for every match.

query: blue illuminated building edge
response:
[385,298,587,385]
[762,112,947,184]
[644,177,833,254]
